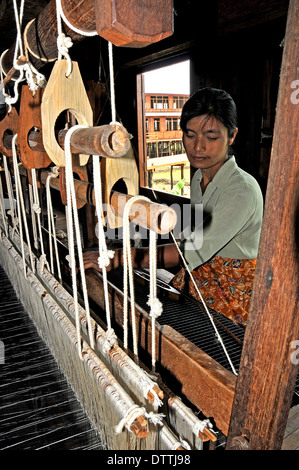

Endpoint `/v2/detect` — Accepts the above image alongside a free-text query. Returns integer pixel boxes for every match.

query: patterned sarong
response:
[171,256,257,326]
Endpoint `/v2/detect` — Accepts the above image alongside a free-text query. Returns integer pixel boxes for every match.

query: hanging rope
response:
[92,152,118,353]
[108,41,117,124]
[55,0,97,78]
[64,125,95,357]
[0,169,8,237]
[31,168,51,273]
[122,195,163,367]
[149,188,237,376]
[11,134,35,277]
[147,229,163,372]
[55,0,73,77]
[56,0,97,37]
[45,166,62,281]
[7,0,46,101]
[3,156,18,238]
[170,232,238,376]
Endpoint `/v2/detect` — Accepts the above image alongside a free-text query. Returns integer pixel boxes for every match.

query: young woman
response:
[170,88,263,325]
[83,88,263,325]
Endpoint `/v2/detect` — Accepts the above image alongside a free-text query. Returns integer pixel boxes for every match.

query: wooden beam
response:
[217,0,289,36]
[226,0,299,450]
[85,269,236,436]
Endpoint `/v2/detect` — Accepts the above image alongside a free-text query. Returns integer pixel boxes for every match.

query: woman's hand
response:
[82,249,122,272]
[82,251,102,272]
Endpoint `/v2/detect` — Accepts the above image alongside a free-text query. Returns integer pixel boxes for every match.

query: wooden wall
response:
[109,0,289,196]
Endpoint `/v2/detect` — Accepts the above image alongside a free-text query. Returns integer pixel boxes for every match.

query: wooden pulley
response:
[101,144,139,228]
[59,162,89,210]
[41,59,93,167]
[94,0,174,47]
[0,107,18,157]
[17,85,52,170]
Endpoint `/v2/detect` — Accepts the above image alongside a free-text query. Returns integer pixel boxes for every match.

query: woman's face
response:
[182,114,238,175]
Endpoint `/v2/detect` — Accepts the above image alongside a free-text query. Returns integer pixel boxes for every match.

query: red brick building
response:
[145,93,189,158]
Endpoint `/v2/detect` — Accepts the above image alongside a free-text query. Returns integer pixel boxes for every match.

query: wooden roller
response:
[95,0,174,47]
[3,124,131,159]
[35,168,177,234]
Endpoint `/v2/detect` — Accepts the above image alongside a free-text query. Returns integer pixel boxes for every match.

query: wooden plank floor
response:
[282,405,299,450]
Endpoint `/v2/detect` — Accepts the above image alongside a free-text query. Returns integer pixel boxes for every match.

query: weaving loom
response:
[0,0,298,452]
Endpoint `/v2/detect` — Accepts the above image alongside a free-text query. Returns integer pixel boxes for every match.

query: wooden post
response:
[226,0,299,450]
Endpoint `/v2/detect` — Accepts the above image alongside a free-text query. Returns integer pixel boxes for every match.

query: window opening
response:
[139,60,190,196]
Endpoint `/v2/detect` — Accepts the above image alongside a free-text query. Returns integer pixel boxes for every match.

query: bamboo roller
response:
[3,124,131,159]
[37,169,177,235]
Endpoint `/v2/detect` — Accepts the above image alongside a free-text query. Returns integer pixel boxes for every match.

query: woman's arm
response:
[82,243,180,272]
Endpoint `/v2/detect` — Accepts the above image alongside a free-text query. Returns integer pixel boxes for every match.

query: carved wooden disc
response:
[18,85,52,169]
[100,144,139,228]
[0,107,19,157]
[41,60,93,167]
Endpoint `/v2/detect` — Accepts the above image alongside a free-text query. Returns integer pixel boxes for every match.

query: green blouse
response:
[180,156,264,271]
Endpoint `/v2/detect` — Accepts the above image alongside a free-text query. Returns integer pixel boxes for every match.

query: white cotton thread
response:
[139,377,163,408]
[11,134,35,277]
[55,0,97,77]
[114,404,165,434]
[55,0,73,76]
[92,153,118,352]
[56,0,97,37]
[0,169,8,237]
[123,195,149,356]
[149,187,237,376]
[108,41,117,124]
[45,167,62,281]
[3,156,18,235]
[171,436,191,450]
[114,404,144,434]
[192,418,213,436]
[10,0,46,95]
[170,232,238,376]
[123,195,163,367]
[147,229,163,371]
[102,328,118,354]
[31,168,50,272]
[64,125,95,357]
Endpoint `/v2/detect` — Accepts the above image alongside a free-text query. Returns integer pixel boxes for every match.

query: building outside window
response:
[151,95,169,109]
[154,118,160,131]
[138,60,190,194]
[173,95,189,109]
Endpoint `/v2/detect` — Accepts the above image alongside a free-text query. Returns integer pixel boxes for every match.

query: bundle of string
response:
[45,167,62,281]
[92,150,118,353]
[122,195,163,370]
[55,0,97,77]
[0,0,46,111]
[11,134,35,278]
[30,168,51,273]
[64,126,95,357]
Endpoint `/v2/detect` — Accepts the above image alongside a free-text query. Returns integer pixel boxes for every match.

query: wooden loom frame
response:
[0,0,297,450]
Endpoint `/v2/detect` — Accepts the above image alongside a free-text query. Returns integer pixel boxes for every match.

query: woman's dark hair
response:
[180,87,238,138]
